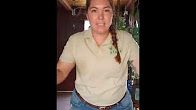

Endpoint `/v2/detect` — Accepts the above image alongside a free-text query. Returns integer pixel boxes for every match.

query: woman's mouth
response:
[97,23,105,26]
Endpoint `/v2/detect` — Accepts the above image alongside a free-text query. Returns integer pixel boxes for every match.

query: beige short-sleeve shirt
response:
[59,29,139,106]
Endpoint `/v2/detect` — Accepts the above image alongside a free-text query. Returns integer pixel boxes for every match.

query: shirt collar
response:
[83,28,92,39]
[84,28,112,46]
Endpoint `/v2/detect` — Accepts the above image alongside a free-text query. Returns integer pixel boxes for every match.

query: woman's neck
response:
[92,31,110,46]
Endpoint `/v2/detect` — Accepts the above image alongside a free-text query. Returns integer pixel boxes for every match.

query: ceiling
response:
[58,0,134,11]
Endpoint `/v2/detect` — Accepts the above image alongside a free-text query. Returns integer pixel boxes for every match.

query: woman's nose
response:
[98,12,104,20]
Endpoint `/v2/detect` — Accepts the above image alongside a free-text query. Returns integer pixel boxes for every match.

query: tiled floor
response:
[57,92,72,110]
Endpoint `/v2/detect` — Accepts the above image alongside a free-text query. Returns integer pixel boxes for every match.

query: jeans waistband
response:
[75,90,126,110]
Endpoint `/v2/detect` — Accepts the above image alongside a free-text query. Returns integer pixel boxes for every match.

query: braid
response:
[110,25,121,64]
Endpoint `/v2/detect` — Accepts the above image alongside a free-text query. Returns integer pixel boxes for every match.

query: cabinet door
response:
[57,4,84,91]
[57,67,76,91]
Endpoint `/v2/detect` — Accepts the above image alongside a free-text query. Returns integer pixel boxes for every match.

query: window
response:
[84,20,90,30]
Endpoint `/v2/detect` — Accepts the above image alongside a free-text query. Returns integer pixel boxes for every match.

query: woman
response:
[57,0,139,109]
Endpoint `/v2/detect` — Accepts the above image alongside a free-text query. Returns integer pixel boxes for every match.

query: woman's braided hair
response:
[86,0,121,64]
[109,24,121,63]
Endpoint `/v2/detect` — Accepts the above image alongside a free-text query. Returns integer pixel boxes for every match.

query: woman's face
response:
[86,0,113,34]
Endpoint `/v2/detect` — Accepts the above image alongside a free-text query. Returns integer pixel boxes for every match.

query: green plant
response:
[116,16,127,30]
[116,0,140,45]
[116,16,139,45]
[129,26,139,44]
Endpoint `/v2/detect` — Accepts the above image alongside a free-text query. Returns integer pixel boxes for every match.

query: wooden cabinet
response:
[57,3,84,91]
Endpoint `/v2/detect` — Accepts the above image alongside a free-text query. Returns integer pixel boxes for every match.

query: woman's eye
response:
[91,9,97,13]
[104,9,110,12]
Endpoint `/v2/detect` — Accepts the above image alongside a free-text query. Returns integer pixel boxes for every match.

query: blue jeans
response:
[70,89,133,110]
